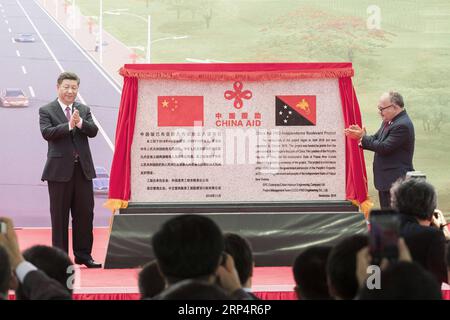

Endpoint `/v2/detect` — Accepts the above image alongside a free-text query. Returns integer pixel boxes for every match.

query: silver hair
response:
[389,91,404,108]
[390,177,436,220]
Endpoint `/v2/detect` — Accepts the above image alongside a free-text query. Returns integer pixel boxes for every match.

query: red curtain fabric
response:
[105,76,138,210]
[120,62,354,81]
[106,63,368,212]
[338,77,371,214]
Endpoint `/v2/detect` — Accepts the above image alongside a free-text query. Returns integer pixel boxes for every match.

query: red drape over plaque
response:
[105,63,371,215]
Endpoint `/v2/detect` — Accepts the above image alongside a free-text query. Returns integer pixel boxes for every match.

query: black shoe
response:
[75,258,102,269]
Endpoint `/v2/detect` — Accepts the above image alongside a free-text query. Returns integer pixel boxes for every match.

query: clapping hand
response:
[344,124,366,140]
[69,110,80,129]
[72,109,80,125]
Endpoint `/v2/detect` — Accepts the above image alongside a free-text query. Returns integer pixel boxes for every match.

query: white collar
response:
[57,98,74,112]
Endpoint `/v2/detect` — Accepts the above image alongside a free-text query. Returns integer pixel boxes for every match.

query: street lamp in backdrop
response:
[103,10,150,62]
[101,5,188,63]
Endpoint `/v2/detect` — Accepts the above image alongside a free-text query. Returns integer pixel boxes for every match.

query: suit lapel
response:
[378,122,388,140]
[381,111,407,140]
[381,124,390,140]
[52,99,69,124]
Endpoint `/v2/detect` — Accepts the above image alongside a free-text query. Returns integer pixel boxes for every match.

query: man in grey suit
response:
[345,91,415,208]
[39,72,101,268]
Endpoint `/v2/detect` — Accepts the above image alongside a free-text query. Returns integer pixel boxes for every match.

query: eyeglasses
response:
[378,104,394,112]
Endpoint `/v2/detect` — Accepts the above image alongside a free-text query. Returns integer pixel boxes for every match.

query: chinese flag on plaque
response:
[157,96,204,127]
[275,95,316,126]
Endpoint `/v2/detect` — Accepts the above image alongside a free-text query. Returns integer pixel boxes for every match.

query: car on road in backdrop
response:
[0,88,29,107]
[93,166,110,195]
[14,33,36,42]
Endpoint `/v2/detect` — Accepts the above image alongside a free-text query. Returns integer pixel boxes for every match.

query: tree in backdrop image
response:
[257,6,394,63]
[404,63,450,134]
[168,0,217,28]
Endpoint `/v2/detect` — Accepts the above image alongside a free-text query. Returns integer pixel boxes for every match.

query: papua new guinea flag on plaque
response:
[275,95,317,126]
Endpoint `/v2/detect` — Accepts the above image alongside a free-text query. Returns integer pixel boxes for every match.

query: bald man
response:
[345,91,415,208]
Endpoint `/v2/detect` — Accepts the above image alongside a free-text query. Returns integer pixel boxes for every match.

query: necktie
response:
[380,121,390,139]
[65,106,71,121]
[65,106,79,159]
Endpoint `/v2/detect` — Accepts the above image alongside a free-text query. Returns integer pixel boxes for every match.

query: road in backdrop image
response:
[0,0,121,227]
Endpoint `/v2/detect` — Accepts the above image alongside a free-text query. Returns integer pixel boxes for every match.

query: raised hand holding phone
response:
[369,209,400,266]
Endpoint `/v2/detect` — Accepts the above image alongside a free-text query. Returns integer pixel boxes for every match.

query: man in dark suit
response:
[345,91,415,208]
[39,72,101,268]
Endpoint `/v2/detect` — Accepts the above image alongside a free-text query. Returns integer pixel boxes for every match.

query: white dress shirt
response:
[15,261,38,283]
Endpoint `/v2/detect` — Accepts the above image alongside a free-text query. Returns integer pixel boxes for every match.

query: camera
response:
[406,171,426,180]
[369,209,400,266]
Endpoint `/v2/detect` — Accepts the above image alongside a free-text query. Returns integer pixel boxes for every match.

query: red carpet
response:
[9,228,450,300]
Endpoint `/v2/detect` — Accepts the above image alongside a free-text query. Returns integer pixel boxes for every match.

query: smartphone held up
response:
[369,209,400,266]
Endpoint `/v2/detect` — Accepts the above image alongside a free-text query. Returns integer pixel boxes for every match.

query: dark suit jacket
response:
[39,100,98,182]
[399,214,448,284]
[361,110,415,191]
[21,270,72,300]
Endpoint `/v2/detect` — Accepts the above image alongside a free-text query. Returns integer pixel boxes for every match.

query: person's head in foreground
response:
[327,235,368,300]
[358,261,442,300]
[293,246,332,300]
